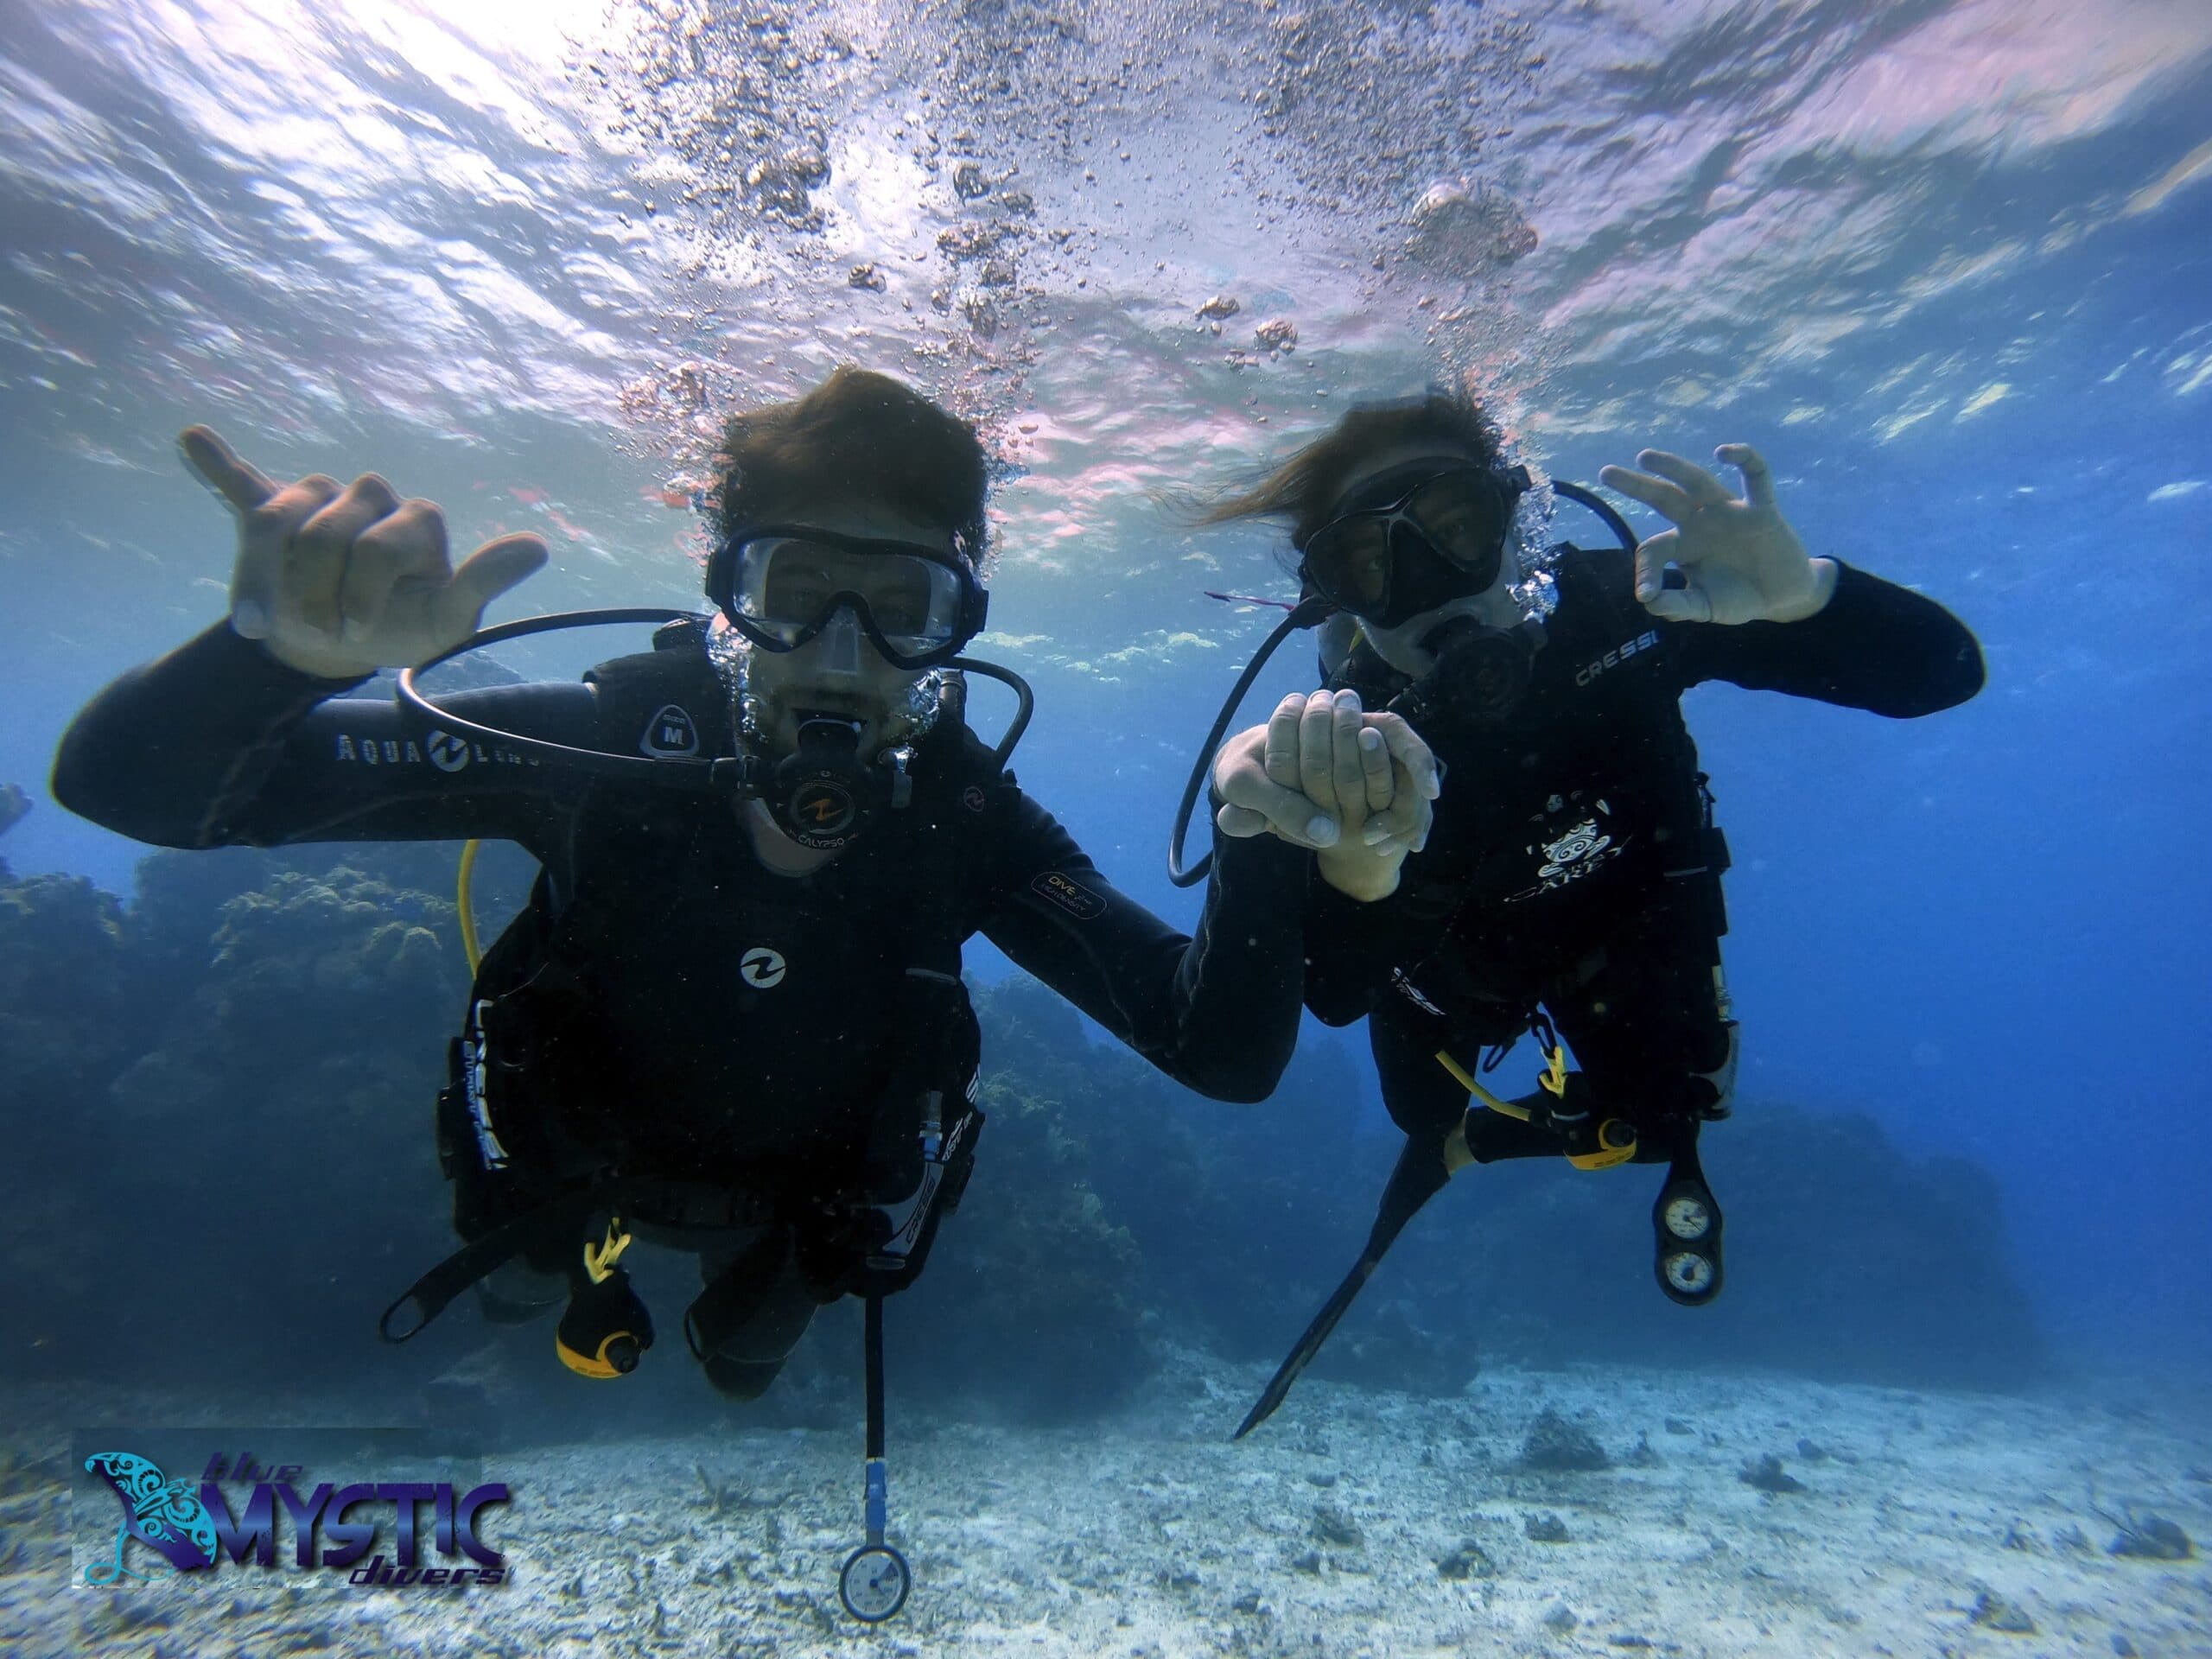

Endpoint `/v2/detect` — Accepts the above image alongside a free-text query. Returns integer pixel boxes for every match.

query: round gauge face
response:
[1662,1196,1712,1241]
[840,1545,912,1623]
[1662,1250,1716,1296]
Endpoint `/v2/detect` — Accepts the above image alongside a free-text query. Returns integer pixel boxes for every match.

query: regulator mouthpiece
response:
[1390,614,1541,730]
[773,715,880,851]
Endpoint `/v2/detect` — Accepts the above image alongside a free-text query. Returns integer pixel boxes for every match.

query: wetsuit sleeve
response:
[50,620,595,855]
[973,784,1308,1103]
[1665,560,1985,716]
[1294,644,1463,1027]
[1300,860,1461,1027]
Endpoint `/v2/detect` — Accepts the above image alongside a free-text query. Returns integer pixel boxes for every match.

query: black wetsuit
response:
[1306,549,1984,1183]
[53,619,1307,1389]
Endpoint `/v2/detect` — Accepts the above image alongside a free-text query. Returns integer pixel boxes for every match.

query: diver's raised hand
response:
[1597,445,1836,626]
[1212,689,1440,900]
[180,424,549,679]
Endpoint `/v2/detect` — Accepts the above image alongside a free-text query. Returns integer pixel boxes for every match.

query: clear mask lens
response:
[733,537,964,653]
[1402,474,1510,572]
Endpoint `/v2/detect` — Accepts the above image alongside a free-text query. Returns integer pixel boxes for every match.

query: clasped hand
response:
[1213,690,1440,900]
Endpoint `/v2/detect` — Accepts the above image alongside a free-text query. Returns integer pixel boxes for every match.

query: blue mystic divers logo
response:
[79,1447,510,1591]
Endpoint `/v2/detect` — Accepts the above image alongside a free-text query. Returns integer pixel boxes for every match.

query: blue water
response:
[3,0,2208,1392]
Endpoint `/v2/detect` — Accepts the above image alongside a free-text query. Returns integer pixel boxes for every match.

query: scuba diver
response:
[1185,389,1985,1436]
[51,370,1429,1495]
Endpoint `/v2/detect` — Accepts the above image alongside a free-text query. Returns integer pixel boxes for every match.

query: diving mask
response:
[709,527,989,671]
[1298,461,1530,630]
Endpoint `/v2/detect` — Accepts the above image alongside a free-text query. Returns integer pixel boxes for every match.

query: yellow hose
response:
[1433,1049,1534,1121]
[456,838,483,976]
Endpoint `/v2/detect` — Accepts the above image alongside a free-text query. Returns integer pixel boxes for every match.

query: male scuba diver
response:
[52,367,1425,1410]
[1193,390,1985,1436]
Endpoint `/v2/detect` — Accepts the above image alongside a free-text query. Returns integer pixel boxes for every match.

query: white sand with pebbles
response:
[6,1348,2208,1657]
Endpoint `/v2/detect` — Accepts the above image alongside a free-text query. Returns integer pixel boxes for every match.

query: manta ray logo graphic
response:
[81,1451,219,1585]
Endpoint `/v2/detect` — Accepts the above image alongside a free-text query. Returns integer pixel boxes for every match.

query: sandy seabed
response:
[5,1347,2208,1658]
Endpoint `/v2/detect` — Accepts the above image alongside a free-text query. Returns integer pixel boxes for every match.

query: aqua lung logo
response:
[333,734,529,769]
[739,948,787,988]
[425,731,472,772]
[640,704,699,757]
[792,779,857,834]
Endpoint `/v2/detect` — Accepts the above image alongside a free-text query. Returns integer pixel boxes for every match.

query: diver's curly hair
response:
[1198,387,1510,551]
[707,365,990,562]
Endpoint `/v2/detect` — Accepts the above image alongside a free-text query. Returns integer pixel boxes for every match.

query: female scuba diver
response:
[1198,389,1985,1437]
[51,367,1436,1415]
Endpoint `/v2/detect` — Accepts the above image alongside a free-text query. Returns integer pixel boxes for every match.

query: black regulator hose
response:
[394,608,1034,785]
[1554,478,1641,554]
[396,608,715,787]
[1166,594,1338,887]
[951,655,1034,772]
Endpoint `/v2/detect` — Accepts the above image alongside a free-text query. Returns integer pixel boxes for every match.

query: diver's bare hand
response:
[1212,698,1341,850]
[1342,708,1433,855]
[1213,690,1439,899]
[1306,690,1435,899]
[180,423,548,678]
[1598,444,1836,626]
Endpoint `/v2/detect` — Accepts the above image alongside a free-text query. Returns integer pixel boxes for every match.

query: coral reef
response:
[0,830,480,1392]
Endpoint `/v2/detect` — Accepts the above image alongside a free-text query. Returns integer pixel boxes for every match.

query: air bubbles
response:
[1405,180,1537,276]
